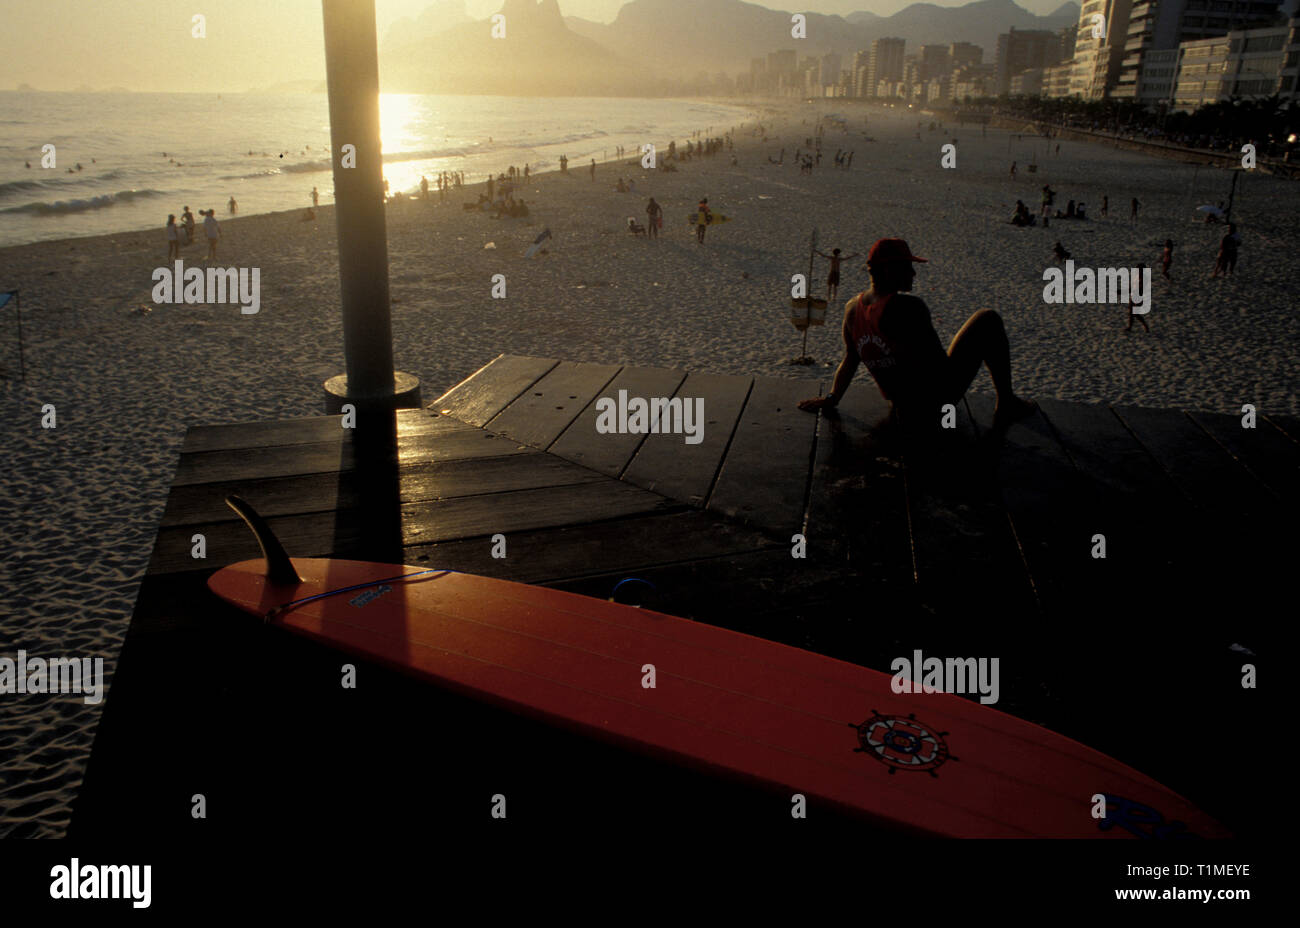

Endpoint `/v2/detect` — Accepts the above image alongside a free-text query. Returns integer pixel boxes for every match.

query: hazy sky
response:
[0,0,1066,92]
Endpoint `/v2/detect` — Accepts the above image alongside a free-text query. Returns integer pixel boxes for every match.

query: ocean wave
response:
[0,178,47,198]
[218,169,284,180]
[0,188,166,216]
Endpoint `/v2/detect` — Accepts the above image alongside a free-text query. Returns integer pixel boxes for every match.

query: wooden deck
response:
[72,355,1292,837]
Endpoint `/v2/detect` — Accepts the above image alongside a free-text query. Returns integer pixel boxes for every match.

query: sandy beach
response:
[3,100,1298,836]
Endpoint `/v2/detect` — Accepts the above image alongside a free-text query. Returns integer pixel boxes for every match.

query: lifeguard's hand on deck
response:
[798,396,835,412]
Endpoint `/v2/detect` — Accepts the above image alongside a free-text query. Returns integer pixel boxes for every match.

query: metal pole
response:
[1225,169,1240,224]
[320,0,419,412]
[8,291,24,383]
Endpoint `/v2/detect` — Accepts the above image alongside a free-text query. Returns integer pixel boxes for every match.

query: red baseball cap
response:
[867,238,927,266]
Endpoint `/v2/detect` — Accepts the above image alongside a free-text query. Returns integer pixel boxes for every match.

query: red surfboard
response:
[207,497,1229,838]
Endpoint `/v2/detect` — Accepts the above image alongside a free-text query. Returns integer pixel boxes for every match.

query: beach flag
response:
[0,290,24,382]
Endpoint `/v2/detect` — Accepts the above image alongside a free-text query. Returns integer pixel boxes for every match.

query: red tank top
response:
[847,291,909,402]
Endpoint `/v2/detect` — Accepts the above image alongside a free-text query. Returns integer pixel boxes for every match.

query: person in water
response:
[815,247,861,302]
[798,238,1035,431]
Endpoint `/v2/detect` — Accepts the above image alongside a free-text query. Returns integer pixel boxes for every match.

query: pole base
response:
[323,370,422,416]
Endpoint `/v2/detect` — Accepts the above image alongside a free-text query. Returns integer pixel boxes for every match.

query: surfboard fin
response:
[224,495,303,586]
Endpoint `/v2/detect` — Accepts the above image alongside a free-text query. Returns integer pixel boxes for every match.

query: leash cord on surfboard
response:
[264,568,452,623]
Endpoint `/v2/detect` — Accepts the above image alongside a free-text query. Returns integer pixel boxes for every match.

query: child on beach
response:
[815,247,861,302]
[798,238,1035,432]
[1161,239,1173,279]
[312,187,319,207]
[696,197,711,244]
[203,209,220,259]
[166,215,180,261]
[1052,241,1070,262]
[182,207,195,244]
[228,197,238,214]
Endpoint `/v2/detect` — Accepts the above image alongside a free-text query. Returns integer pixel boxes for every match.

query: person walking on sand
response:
[311,187,319,208]
[1126,295,1150,332]
[228,196,237,214]
[816,247,861,302]
[203,209,220,260]
[590,158,596,181]
[1212,223,1240,278]
[1160,239,1174,279]
[1010,160,1017,179]
[646,197,662,240]
[696,197,711,244]
[166,214,180,261]
[797,238,1035,433]
[420,175,429,200]
[182,206,196,245]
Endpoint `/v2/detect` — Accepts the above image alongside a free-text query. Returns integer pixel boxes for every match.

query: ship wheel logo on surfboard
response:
[851,711,957,776]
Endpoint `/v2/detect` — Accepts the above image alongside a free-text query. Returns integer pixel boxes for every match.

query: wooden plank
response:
[1187,411,1300,506]
[802,378,913,593]
[1033,397,1195,580]
[1035,399,1185,503]
[399,479,681,545]
[180,408,444,454]
[549,365,687,477]
[1113,405,1277,518]
[431,354,558,427]
[173,424,525,486]
[622,372,753,507]
[150,477,682,575]
[403,511,776,585]
[1264,413,1300,445]
[487,360,621,450]
[150,510,351,574]
[902,396,1038,618]
[708,376,820,536]
[160,452,605,527]
[964,393,1103,621]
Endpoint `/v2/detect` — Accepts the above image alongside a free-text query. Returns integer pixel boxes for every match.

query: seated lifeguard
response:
[798,238,1035,431]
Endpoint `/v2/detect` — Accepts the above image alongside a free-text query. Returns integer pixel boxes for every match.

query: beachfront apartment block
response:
[1069,0,1135,99]
[996,28,1068,94]
[865,38,906,98]
[1114,0,1285,99]
[1168,17,1299,108]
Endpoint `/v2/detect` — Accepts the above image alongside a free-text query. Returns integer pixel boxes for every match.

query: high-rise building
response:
[867,38,906,98]
[767,49,798,78]
[996,29,1066,94]
[1069,0,1134,99]
[821,52,842,89]
[1115,0,1283,99]
[920,44,952,80]
[949,42,984,69]
[851,50,871,97]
